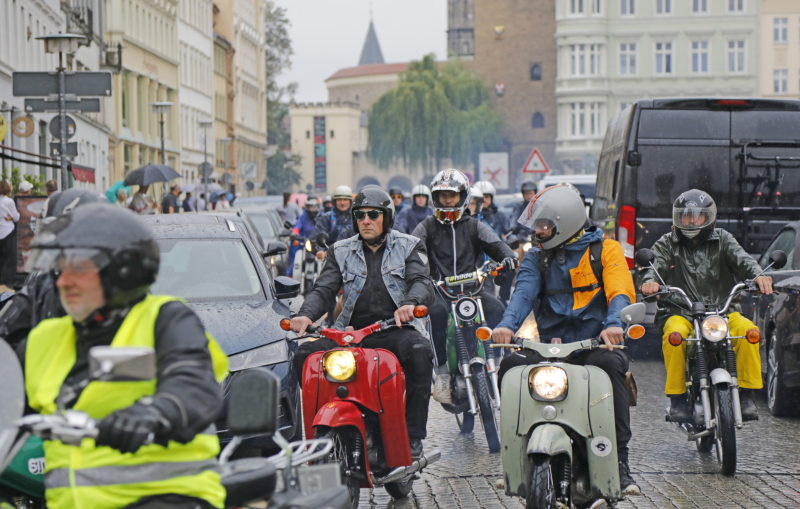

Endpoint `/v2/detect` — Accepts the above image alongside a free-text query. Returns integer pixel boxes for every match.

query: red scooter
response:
[280,307,441,507]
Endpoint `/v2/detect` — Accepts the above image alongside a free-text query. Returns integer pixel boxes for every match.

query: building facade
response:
[760,0,800,99]
[448,0,475,59]
[555,0,760,170]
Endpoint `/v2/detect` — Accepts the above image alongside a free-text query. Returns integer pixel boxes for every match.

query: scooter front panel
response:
[516,364,592,438]
[499,365,529,497]
[584,366,621,501]
[374,349,412,468]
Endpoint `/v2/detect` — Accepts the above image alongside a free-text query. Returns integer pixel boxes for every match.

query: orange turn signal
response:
[627,324,646,340]
[668,332,683,347]
[476,327,492,341]
[280,319,291,331]
[491,270,499,276]
[745,328,761,344]
[292,240,299,246]
[413,306,428,318]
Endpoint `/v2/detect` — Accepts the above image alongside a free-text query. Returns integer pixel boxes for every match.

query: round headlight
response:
[305,240,313,252]
[323,351,357,381]
[701,316,728,342]
[523,242,533,252]
[529,366,568,400]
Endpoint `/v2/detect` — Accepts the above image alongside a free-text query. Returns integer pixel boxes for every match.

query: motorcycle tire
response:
[767,335,799,417]
[472,363,501,453]
[455,412,474,434]
[695,433,714,453]
[384,478,414,500]
[526,455,556,509]
[314,426,361,508]
[713,386,737,476]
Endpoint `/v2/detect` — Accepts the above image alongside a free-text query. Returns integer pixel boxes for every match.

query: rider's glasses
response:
[353,209,383,221]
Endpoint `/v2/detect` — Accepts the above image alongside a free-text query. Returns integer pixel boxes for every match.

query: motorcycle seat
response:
[220,457,277,508]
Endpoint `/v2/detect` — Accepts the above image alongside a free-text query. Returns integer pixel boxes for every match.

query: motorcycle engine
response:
[453,375,468,402]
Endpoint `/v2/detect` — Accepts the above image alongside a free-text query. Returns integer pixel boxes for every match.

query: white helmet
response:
[333,185,353,202]
[469,186,485,215]
[474,181,496,198]
[411,184,432,205]
[430,168,470,224]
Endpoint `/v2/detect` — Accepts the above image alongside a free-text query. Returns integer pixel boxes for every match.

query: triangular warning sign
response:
[522,148,550,174]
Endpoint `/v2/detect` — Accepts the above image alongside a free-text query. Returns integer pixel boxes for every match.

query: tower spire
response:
[358,19,384,66]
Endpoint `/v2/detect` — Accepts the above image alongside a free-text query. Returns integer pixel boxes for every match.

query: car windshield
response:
[248,214,276,238]
[151,239,265,301]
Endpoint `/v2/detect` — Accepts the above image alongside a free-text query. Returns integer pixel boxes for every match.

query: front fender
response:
[526,424,573,461]
[312,400,366,438]
[709,368,732,386]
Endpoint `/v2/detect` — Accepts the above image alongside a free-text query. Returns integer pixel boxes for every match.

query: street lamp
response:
[151,102,172,165]
[36,33,85,190]
[198,119,213,212]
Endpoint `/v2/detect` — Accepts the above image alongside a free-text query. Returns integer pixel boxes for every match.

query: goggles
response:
[353,209,384,221]
[435,209,462,223]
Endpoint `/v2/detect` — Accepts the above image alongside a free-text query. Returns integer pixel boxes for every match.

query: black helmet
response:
[352,186,395,237]
[673,189,716,242]
[520,181,538,194]
[39,189,106,232]
[388,187,404,199]
[26,204,160,308]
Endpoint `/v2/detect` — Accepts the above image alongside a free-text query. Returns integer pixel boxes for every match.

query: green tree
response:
[368,54,503,173]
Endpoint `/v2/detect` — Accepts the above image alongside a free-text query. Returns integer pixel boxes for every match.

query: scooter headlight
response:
[701,316,728,342]
[523,242,533,252]
[323,351,357,382]
[305,240,313,252]
[528,366,568,401]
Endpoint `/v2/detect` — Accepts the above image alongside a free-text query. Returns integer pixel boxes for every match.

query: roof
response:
[138,214,246,239]
[358,21,384,66]
[326,62,408,82]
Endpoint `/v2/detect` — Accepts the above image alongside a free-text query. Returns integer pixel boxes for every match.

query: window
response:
[655,42,673,75]
[306,130,310,139]
[692,0,707,12]
[620,43,637,75]
[760,229,795,271]
[530,63,542,81]
[774,18,788,43]
[570,44,602,76]
[591,0,601,13]
[691,41,709,74]
[121,72,129,128]
[728,0,744,13]
[532,112,545,128]
[727,40,745,73]
[656,0,671,15]
[570,103,603,137]
[572,103,586,136]
[621,0,635,15]
[570,0,584,14]
[774,70,788,94]
[330,130,335,139]
[123,145,132,174]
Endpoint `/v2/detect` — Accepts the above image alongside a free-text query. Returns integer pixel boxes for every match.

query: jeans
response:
[293,327,433,439]
[497,345,632,463]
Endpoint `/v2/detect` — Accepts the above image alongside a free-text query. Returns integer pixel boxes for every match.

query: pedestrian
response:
[16,180,33,196]
[45,180,58,196]
[276,191,301,224]
[161,183,180,214]
[197,193,207,212]
[183,192,194,212]
[0,180,20,286]
[115,189,127,207]
[218,193,232,209]
[129,185,157,215]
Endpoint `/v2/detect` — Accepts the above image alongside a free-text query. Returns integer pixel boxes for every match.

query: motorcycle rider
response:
[492,184,640,496]
[395,185,434,234]
[640,189,772,422]
[287,195,321,278]
[18,203,228,509]
[322,194,333,213]
[509,180,538,237]
[290,186,434,458]
[389,186,406,216]
[312,185,353,260]
[474,181,508,235]
[412,169,517,404]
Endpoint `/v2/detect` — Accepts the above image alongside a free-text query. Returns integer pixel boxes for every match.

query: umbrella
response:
[290,193,308,207]
[123,164,181,187]
[105,180,131,204]
[208,190,227,203]
[199,183,223,194]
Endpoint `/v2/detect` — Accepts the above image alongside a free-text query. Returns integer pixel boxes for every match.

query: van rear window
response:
[638,110,729,139]
[732,111,800,141]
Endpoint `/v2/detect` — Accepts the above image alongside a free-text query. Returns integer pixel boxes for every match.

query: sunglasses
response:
[354,209,384,220]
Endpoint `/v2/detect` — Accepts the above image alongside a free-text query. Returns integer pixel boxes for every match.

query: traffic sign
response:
[12,71,112,97]
[25,97,101,113]
[49,115,77,139]
[12,116,34,137]
[521,148,550,174]
[479,152,510,189]
[0,115,6,142]
[245,181,255,191]
[50,142,78,157]
[240,162,257,179]
[198,162,214,178]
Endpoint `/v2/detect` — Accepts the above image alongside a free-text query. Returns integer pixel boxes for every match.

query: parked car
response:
[139,214,303,454]
[238,209,290,276]
[742,222,800,417]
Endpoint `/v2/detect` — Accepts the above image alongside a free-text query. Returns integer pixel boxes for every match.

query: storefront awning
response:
[70,163,95,184]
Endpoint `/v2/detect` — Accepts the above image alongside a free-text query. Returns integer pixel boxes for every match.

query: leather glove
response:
[96,403,172,454]
[502,257,518,271]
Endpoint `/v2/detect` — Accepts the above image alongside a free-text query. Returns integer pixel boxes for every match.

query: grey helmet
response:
[517,184,587,250]
[39,188,107,232]
[411,184,432,206]
[520,181,538,194]
[332,185,353,202]
[431,168,470,224]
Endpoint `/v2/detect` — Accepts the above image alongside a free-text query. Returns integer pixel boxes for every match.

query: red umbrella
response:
[290,193,308,207]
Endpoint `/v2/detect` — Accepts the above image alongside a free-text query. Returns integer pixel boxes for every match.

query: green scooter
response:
[496,303,646,509]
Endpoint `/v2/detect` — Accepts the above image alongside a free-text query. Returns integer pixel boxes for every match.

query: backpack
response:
[538,240,604,296]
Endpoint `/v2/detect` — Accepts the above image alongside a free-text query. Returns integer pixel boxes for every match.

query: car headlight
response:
[228,341,289,372]
[305,240,312,252]
[701,316,728,342]
[523,242,533,252]
[528,366,568,401]
[323,351,357,382]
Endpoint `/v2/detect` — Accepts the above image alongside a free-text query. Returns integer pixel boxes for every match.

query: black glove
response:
[96,403,172,454]
[502,257,518,271]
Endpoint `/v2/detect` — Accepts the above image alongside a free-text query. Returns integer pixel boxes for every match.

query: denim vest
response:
[333,230,428,336]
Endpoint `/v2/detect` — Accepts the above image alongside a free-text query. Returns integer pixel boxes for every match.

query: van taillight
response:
[617,206,636,269]
[717,99,748,106]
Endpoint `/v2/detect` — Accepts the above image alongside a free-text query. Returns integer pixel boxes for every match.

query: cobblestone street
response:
[356,359,800,508]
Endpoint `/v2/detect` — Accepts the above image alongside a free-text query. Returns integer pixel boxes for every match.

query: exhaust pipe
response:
[373,449,442,486]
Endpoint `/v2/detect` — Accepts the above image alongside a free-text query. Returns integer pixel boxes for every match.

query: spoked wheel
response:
[455,411,475,433]
[385,478,414,500]
[767,335,799,417]
[314,426,361,508]
[526,455,556,509]
[471,363,501,453]
[713,386,737,476]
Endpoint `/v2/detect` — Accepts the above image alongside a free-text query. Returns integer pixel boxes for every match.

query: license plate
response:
[297,464,341,495]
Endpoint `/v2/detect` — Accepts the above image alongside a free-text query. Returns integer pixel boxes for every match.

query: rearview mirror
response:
[505,234,520,250]
[635,249,655,267]
[283,220,293,229]
[89,347,156,382]
[769,250,788,270]
[264,240,287,257]
[274,276,301,299]
[227,369,279,435]
[316,232,331,249]
[279,228,291,237]
[619,303,646,325]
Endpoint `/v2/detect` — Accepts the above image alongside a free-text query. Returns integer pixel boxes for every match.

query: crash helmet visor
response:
[673,202,716,230]
[25,247,111,275]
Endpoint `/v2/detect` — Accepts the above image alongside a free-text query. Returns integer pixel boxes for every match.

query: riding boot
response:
[740,389,758,420]
[618,459,640,495]
[409,438,423,460]
[668,394,692,422]
[432,364,452,404]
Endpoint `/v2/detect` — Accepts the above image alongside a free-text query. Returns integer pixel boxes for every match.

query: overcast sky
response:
[274,0,448,103]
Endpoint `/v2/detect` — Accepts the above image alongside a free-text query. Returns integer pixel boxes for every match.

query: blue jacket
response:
[395,204,434,234]
[291,211,317,239]
[481,203,508,235]
[496,228,636,343]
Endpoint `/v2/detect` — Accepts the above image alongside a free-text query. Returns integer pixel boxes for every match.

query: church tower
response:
[358,21,385,66]
[448,0,475,59]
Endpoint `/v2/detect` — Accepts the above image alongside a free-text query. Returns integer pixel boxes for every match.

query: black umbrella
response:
[123,164,181,186]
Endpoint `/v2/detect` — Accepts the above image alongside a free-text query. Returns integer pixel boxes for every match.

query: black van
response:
[592,98,800,269]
